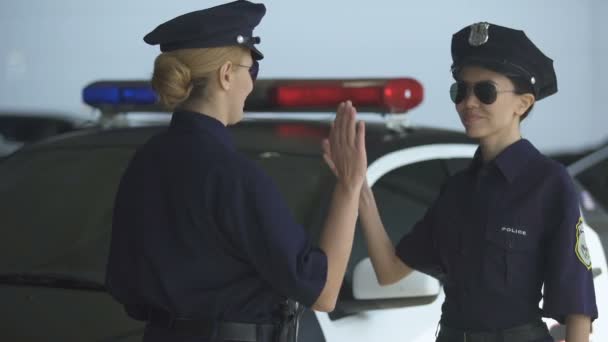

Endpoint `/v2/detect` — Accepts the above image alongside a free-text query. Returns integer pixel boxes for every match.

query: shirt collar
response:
[169,111,235,151]
[468,139,539,183]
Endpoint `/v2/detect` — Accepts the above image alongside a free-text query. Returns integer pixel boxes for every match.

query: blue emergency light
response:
[82,83,157,107]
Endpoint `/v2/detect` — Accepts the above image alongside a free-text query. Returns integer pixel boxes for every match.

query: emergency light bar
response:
[83,78,423,114]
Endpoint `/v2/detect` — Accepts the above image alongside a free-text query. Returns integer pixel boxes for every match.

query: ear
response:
[218,61,233,91]
[515,93,535,118]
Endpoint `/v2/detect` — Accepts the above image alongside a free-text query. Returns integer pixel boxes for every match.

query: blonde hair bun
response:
[151,54,194,110]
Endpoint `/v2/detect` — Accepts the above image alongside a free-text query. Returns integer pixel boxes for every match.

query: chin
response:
[465,128,491,141]
[463,126,487,139]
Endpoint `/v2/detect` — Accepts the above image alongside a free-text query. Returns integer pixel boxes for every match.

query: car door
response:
[0,145,146,341]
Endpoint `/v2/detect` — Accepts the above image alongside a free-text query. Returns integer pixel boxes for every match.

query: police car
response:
[0,79,605,341]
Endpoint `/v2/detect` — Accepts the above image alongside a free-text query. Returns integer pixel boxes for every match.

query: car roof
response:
[11,118,475,162]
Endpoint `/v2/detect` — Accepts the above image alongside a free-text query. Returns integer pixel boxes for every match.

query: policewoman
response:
[105,1,367,341]
[324,22,598,341]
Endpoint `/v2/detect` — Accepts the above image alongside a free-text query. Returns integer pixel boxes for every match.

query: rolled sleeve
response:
[542,172,598,324]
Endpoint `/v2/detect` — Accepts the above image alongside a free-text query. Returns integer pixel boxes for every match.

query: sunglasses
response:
[235,60,259,82]
[450,80,515,105]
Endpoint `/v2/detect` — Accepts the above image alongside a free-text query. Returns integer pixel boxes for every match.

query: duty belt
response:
[146,307,277,341]
[437,321,550,342]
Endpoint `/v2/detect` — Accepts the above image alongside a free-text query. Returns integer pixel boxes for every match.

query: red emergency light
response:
[270,79,423,114]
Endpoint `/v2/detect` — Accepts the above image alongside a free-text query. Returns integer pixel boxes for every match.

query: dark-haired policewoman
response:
[105,1,367,341]
[324,22,597,342]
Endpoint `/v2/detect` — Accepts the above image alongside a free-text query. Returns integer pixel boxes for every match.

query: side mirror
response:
[352,257,440,300]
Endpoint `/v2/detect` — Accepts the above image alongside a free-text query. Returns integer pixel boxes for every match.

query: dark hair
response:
[507,75,535,121]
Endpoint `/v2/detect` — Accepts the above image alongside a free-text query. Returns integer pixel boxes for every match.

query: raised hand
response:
[323,101,367,192]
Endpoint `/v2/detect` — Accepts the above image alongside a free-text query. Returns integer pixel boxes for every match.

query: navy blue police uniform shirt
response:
[396,139,598,330]
[106,111,327,324]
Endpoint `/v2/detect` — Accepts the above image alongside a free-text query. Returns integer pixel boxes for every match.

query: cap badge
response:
[236,35,246,44]
[468,22,490,47]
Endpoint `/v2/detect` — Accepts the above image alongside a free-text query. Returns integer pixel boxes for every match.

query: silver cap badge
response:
[468,22,490,47]
[236,35,246,44]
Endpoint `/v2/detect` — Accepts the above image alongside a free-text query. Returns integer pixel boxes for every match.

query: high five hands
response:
[322,101,367,192]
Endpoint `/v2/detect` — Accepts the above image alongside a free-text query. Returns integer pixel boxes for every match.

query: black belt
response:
[146,307,277,341]
[437,321,550,342]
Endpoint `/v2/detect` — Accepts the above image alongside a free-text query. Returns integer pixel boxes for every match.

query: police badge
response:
[468,22,490,47]
[575,217,592,270]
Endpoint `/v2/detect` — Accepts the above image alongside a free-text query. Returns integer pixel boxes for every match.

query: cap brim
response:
[452,57,528,80]
[248,44,264,60]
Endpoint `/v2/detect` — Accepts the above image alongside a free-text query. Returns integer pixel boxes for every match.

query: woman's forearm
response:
[565,314,591,342]
[359,182,413,285]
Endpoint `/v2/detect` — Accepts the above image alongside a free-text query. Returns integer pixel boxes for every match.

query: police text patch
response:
[575,217,592,270]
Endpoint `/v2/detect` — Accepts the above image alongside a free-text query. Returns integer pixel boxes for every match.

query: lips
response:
[461,113,484,126]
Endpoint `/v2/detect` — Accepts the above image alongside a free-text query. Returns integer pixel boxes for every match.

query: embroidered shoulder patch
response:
[575,217,592,270]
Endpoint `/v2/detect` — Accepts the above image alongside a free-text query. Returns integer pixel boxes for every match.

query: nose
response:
[461,86,480,108]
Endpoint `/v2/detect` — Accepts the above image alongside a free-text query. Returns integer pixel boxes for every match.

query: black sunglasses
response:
[450,80,515,105]
[236,60,259,82]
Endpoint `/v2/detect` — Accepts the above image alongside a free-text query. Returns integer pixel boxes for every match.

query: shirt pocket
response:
[483,226,536,294]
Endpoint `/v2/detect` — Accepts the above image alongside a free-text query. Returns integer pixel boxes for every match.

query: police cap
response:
[143,0,266,60]
[451,22,557,101]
